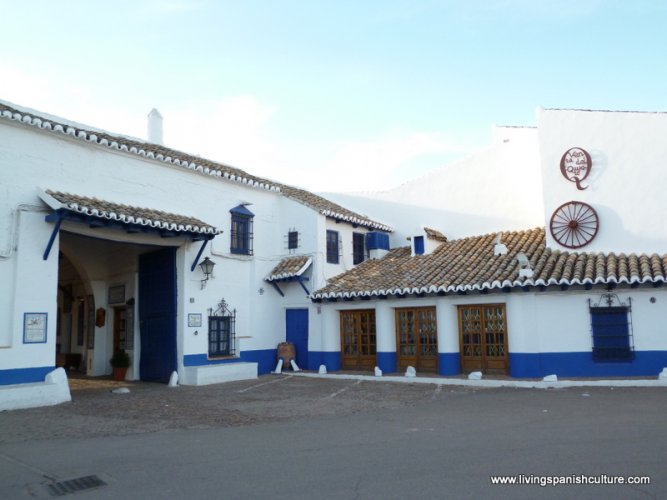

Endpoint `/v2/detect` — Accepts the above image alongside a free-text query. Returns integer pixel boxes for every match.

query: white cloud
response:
[164,96,278,175]
[0,65,146,139]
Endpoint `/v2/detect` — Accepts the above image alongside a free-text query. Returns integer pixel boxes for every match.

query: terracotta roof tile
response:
[424,227,448,242]
[313,227,667,299]
[265,256,312,281]
[0,102,391,232]
[42,190,220,236]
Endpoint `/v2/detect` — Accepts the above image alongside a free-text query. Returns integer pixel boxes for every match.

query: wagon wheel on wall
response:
[549,201,599,249]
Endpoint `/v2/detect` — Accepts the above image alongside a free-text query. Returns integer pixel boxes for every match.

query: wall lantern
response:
[199,257,216,289]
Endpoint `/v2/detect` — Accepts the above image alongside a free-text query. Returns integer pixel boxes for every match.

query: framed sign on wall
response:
[24,313,48,344]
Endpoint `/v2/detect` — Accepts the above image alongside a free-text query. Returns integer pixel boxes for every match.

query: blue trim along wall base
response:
[308,351,341,372]
[0,366,54,386]
[377,352,397,374]
[510,351,667,378]
[438,353,460,376]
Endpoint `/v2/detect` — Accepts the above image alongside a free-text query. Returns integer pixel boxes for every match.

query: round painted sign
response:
[560,147,591,190]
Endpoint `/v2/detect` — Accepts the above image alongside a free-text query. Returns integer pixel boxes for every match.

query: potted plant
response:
[110,350,131,381]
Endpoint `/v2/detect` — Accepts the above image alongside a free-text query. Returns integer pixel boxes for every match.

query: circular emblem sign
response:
[560,147,591,190]
[549,201,599,249]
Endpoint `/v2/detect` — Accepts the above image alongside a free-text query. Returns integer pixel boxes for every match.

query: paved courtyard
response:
[1,374,666,499]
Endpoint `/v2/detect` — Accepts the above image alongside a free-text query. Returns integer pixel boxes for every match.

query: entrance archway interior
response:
[57,231,176,379]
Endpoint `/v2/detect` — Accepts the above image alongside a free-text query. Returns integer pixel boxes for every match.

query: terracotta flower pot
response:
[112,366,128,381]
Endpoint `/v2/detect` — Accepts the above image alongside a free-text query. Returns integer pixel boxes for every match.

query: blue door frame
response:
[286,309,309,369]
[139,247,177,382]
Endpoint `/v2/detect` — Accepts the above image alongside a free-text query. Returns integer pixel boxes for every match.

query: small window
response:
[326,230,339,264]
[414,236,425,255]
[230,205,254,255]
[209,316,234,357]
[591,306,633,361]
[353,232,365,265]
[288,230,299,250]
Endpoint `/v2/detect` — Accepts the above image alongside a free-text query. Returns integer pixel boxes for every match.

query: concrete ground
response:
[0,374,665,499]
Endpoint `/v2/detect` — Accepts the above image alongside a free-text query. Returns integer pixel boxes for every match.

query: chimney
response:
[147,108,164,145]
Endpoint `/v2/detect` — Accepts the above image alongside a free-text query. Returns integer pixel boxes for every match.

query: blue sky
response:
[1,1,666,191]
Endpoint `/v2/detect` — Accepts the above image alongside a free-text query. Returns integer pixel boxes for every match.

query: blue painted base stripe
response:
[0,366,54,386]
[239,349,278,375]
[377,352,397,374]
[187,349,667,378]
[510,351,667,378]
[308,351,341,371]
[438,353,460,376]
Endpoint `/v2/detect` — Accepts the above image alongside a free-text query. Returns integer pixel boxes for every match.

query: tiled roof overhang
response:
[266,256,313,281]
[41,190,221,238]
[312,228,667,300]
[1,102,392,232]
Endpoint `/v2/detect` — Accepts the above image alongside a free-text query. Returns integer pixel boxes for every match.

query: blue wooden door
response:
[286,309,308,369]
[139,247,177,382]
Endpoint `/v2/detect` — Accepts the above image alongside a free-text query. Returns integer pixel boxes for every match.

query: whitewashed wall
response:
[318,286,667,376]
[322,126,544,243]
[538,108,667,254]
[1,113,374,385]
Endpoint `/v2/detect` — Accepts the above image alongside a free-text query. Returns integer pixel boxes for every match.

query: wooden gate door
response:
[340,310,376,370]
[139,247,177,382]
[395,307,438,372]
[458,304,508,374]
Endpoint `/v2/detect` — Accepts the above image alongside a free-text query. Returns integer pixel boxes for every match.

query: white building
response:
[0,100,392,410]
[312,108,667,378]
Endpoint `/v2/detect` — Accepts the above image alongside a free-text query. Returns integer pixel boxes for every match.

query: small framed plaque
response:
[108,285,125,305]
[188,313,202,327]
[24,313,48,344]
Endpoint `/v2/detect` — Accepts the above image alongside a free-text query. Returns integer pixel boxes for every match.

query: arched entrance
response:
[57,232,178,381]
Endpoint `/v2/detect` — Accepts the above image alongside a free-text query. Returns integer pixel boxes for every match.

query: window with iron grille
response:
[288,230,299,250]
[208,299,236,357]
[353,232,365,265]
[326,230,339,264]
[589,295,634,362]
[230,205,254,255]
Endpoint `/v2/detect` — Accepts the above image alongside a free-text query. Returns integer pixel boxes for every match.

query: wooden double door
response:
[458,304,508,374]
[395,307,438,372]
[340,309,377,370]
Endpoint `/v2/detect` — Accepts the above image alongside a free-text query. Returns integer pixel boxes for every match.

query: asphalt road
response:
[0,376,665,499]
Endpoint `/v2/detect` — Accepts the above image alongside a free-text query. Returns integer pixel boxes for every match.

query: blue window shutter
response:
[230,205,254,255]
[366,232,390,250]
[414,236,425,255]
[591,307,632,361]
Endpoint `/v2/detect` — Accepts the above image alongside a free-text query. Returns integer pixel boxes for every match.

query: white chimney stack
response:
[147,108,164,145]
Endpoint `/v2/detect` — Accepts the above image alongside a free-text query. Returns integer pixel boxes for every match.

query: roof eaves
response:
[0,104,282,194]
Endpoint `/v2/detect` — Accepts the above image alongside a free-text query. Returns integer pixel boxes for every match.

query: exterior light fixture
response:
[199,257,216,289]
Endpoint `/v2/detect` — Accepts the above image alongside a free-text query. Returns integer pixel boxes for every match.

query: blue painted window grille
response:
[230,205,254,255]
[589,295,633,362]
[208,300,236,357]
[326,230,340,264]
[353,232,365,265]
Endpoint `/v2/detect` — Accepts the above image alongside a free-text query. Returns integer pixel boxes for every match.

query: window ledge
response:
[208,355,239,361]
